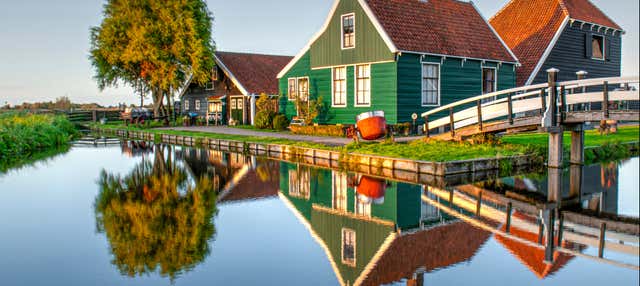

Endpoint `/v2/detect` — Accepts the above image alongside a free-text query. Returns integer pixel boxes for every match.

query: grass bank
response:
[93,123,638,164]
[0,112,78,170]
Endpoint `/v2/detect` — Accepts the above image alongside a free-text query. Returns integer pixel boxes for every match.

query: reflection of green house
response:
[278,162,491,286]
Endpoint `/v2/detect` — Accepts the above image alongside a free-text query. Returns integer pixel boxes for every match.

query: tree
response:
[90,0,216,118]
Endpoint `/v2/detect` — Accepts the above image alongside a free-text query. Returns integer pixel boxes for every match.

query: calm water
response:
[0,140,638,286]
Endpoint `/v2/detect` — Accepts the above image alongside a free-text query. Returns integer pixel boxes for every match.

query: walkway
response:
[160,126,420,146]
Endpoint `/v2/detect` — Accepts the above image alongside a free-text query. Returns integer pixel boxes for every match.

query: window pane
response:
[592,36,604,59]
[422,64,439,105]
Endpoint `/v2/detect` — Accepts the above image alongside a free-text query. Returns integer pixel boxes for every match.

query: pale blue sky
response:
[0,0,638,106]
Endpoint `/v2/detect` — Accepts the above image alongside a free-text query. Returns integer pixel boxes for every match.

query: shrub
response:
[255,110,274,129]
[272,114,290,131]
[290,125,345,137]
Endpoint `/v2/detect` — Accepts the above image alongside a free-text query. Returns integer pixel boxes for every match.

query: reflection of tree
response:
[95,145,218,280]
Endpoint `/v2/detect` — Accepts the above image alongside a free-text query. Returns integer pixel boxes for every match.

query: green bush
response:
[0,112,78,164]
[255,110,274,129]
[272,114,290,131]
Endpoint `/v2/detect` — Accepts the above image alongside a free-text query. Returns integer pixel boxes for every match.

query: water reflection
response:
[92,141,637,284]
[278,159,639,285]
[95,144,219,279]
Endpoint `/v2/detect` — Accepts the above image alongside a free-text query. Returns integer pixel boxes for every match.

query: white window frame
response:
[288,78,298,101]
[184,99,190,111]
[195,99,201,111]
[288,167,310,200]
[341,228,356,267]
[332,171,348,211]
[355,194,372,217]
[421,62,441,107]
[297,77,310,102]
[341,13,356,50]
[591,34,606,61]
[481,67,498,95]
[332,66,347,107]
[354,64,371,107]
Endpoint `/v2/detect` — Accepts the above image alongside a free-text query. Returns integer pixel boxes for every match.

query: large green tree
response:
[90,0,215,117]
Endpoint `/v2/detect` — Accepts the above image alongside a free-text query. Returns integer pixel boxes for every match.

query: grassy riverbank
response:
[0,112,78,170]
[94,123,638,163]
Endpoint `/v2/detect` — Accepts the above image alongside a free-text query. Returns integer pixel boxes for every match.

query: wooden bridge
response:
[422,70,639,168]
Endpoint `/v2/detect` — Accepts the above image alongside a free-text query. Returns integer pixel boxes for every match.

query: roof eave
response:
[214,53,250,96]
[398,50,519,65]
[569,18,625,34]
[470,1,520,64]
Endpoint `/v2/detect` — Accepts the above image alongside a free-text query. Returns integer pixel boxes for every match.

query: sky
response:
[0,0,638,106]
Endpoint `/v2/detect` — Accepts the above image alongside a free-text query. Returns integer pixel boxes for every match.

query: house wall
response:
[182,67,245,123]
[530,23,622,84]
[309,0,395,68]
[397,53,516,123]
[279,51,399,124]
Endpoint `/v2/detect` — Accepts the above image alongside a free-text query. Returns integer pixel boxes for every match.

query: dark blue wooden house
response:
[490,0,623,85]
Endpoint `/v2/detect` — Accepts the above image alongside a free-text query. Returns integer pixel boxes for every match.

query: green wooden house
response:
[277,162,492,285]
[277,0,519,125]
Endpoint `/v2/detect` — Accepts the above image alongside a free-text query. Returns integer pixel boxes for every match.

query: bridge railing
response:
[421,71,640,138]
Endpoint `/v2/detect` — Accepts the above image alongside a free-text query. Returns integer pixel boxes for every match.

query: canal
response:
[0,138,638,285]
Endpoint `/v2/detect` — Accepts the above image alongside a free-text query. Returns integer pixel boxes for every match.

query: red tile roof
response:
[361,222,492,286]
[365,0,517,63]
[490,0,621,85]
[215,52,292,95]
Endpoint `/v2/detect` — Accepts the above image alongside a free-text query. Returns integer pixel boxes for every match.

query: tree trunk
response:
[152,88,163,119]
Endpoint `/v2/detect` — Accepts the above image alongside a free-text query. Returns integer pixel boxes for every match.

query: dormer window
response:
[341,14,355,49]
[592,35,605,60]
[205,68,217,90]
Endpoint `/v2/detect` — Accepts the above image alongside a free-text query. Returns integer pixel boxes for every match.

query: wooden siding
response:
[310,0,394,68]
[279,51,398,124]
[397,54,517,123]
[531,24,622,84]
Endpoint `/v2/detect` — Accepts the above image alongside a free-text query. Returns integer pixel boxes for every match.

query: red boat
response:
[355,176,387,204]
[355,111,387,140]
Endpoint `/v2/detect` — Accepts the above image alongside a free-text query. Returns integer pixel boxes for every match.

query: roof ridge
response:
[556,0,571,17]
[215,50,292,58]
[488,0,517,22]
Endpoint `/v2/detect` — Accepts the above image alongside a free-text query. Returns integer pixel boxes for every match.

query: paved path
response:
[159,126,420,146]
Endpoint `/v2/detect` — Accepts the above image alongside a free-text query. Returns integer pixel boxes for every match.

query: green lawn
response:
[93,123,639,163]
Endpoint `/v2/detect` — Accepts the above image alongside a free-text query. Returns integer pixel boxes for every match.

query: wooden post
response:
[547,68,559,127]
[570,125,585,165]
[505,202,513,233]
[540,89,547,116]
[557,212,564,245]
[92,110,97,122]
[543,209,556,264]
[538,218,544,245]
[576,71,589,111]
[424,115,430,138]
[599,222,607,258]
[476,192,483,216]
[560,86,567,123]
[477,100,483,131]
[449,107,455,138]
[507,94,513,125]
[603,81,609,119]
[449,189,454,204]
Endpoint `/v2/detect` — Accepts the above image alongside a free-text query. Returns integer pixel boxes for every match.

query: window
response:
[482,68,496,94]
[341,14,355,49]
[342,228,356,266]
[333,67,347,107]
[332,172,348,211]
[355,195,371,217]
[421,63,440,106]
[355,65,371,106]
[184,99,190,111]
[195,99,201,111]
[212,67,219,81]
[592,35,605,60]
[288,167,310,200]
[288,78,297,101]
[298,77,309,102]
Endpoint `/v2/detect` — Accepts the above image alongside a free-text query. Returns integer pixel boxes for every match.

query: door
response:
[230,96,244,124]
[296,78,309,117]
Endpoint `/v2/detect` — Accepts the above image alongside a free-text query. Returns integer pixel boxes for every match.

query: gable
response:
[309,0,395,68]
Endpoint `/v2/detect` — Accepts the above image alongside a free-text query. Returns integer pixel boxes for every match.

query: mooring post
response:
[546,68,564,169]
[560,86,567,123]
[569,164,584,201]
[557,211,564,245]
[570,124,585,165]
[476,191,483,216]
